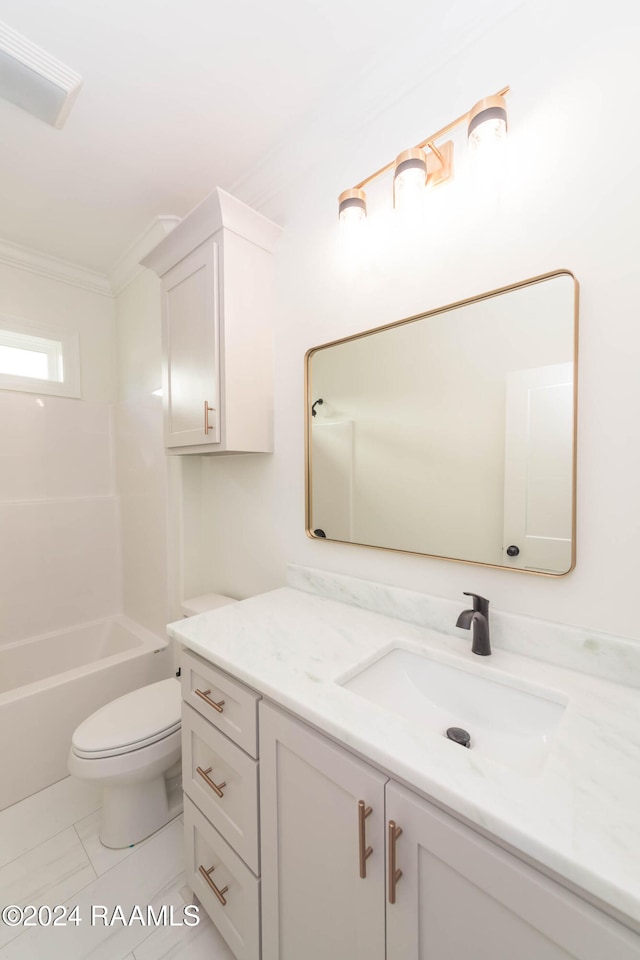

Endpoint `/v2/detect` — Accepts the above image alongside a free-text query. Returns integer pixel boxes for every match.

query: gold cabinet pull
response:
[358,800,373,879]
[198,864,229,906]
[195,688,225,713]
[388,820,403,904]
[204,400,215,434]
[196,766,227,798]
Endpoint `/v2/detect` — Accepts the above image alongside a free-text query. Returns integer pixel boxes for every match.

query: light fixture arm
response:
[425,140,445,170]
[351,85,509,192]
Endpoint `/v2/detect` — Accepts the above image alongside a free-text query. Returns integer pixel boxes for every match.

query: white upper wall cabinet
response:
[142,188,281,455]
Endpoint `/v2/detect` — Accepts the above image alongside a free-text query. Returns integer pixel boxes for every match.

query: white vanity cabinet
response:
[177,649,639,960]
[258,703,640,960]
[142,186,280,455]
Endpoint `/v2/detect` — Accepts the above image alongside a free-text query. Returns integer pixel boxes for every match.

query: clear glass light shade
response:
[338,204,366,227]
[468,116,507,154]
[468,114,507,191]
[338,202,368,269]
[394,166,426,211]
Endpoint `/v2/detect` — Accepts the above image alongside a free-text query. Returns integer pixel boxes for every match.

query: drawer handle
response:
[358,800,373,879]
[198,864,229,906]
[195,688,225,713]
[388,820,403,904]
[196,766,227,798]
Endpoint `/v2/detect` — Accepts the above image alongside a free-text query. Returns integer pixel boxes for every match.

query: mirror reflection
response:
[306,272,578,575]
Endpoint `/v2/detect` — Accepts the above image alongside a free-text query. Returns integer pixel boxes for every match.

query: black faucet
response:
[456,592,491,656]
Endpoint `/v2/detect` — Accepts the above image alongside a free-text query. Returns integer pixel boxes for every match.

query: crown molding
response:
[141,190,280,278]
[0,237,112,296]
[108,216,180,295]
[0,218,181,299]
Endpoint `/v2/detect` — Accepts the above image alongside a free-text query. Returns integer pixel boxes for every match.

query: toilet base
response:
[100,775,183,848]
[68,698,183,850]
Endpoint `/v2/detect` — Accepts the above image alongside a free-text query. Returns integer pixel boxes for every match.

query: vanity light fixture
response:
[393,148,427,209]
[338,85,509,221]
[338,188,368,223]
[338,188,368,256]
[467,94,508,153]
[393,142,454,210]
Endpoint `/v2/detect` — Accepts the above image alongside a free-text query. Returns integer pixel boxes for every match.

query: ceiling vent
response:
[0,21,82,129]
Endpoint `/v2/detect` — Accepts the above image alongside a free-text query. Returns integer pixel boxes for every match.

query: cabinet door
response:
[386,781,640,960]
[260,702,387,960]
[162,239,220,448]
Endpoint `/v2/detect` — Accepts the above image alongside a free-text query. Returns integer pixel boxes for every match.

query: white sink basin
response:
[341,648,567,775]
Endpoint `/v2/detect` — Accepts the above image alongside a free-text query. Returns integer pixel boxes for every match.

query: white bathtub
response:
[0,616,171,811]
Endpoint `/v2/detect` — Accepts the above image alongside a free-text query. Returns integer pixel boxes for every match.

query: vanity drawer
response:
[182,649,259,757]
[182,701,259,873]
[184,795,260,960]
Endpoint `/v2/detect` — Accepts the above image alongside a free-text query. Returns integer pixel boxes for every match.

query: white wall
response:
[0,247,174,650]
[0,264,120,644]
[193,0,640,641]
[114,270,171,638]
[0,262,115,403]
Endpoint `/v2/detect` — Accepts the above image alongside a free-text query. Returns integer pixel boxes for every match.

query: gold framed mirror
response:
[305,270,578,575]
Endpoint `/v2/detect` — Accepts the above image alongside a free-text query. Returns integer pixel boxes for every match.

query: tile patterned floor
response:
[0,778,234,959]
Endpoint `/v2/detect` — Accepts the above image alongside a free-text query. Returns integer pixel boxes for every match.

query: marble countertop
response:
[168,579,640,928]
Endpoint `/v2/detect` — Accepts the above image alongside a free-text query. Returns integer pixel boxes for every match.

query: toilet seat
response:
[71,678,181,759]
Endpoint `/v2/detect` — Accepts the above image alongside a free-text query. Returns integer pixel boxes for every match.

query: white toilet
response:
[68,678,183,848]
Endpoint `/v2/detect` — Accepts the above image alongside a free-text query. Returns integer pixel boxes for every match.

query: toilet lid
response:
[72,678,181,758]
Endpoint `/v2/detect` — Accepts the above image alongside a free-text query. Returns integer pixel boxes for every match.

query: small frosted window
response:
[0,345,48,378]
[0,332,63,381]
[0,319,79,398]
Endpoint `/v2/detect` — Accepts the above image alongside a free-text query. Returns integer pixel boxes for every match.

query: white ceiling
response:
[0,0,519,273]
